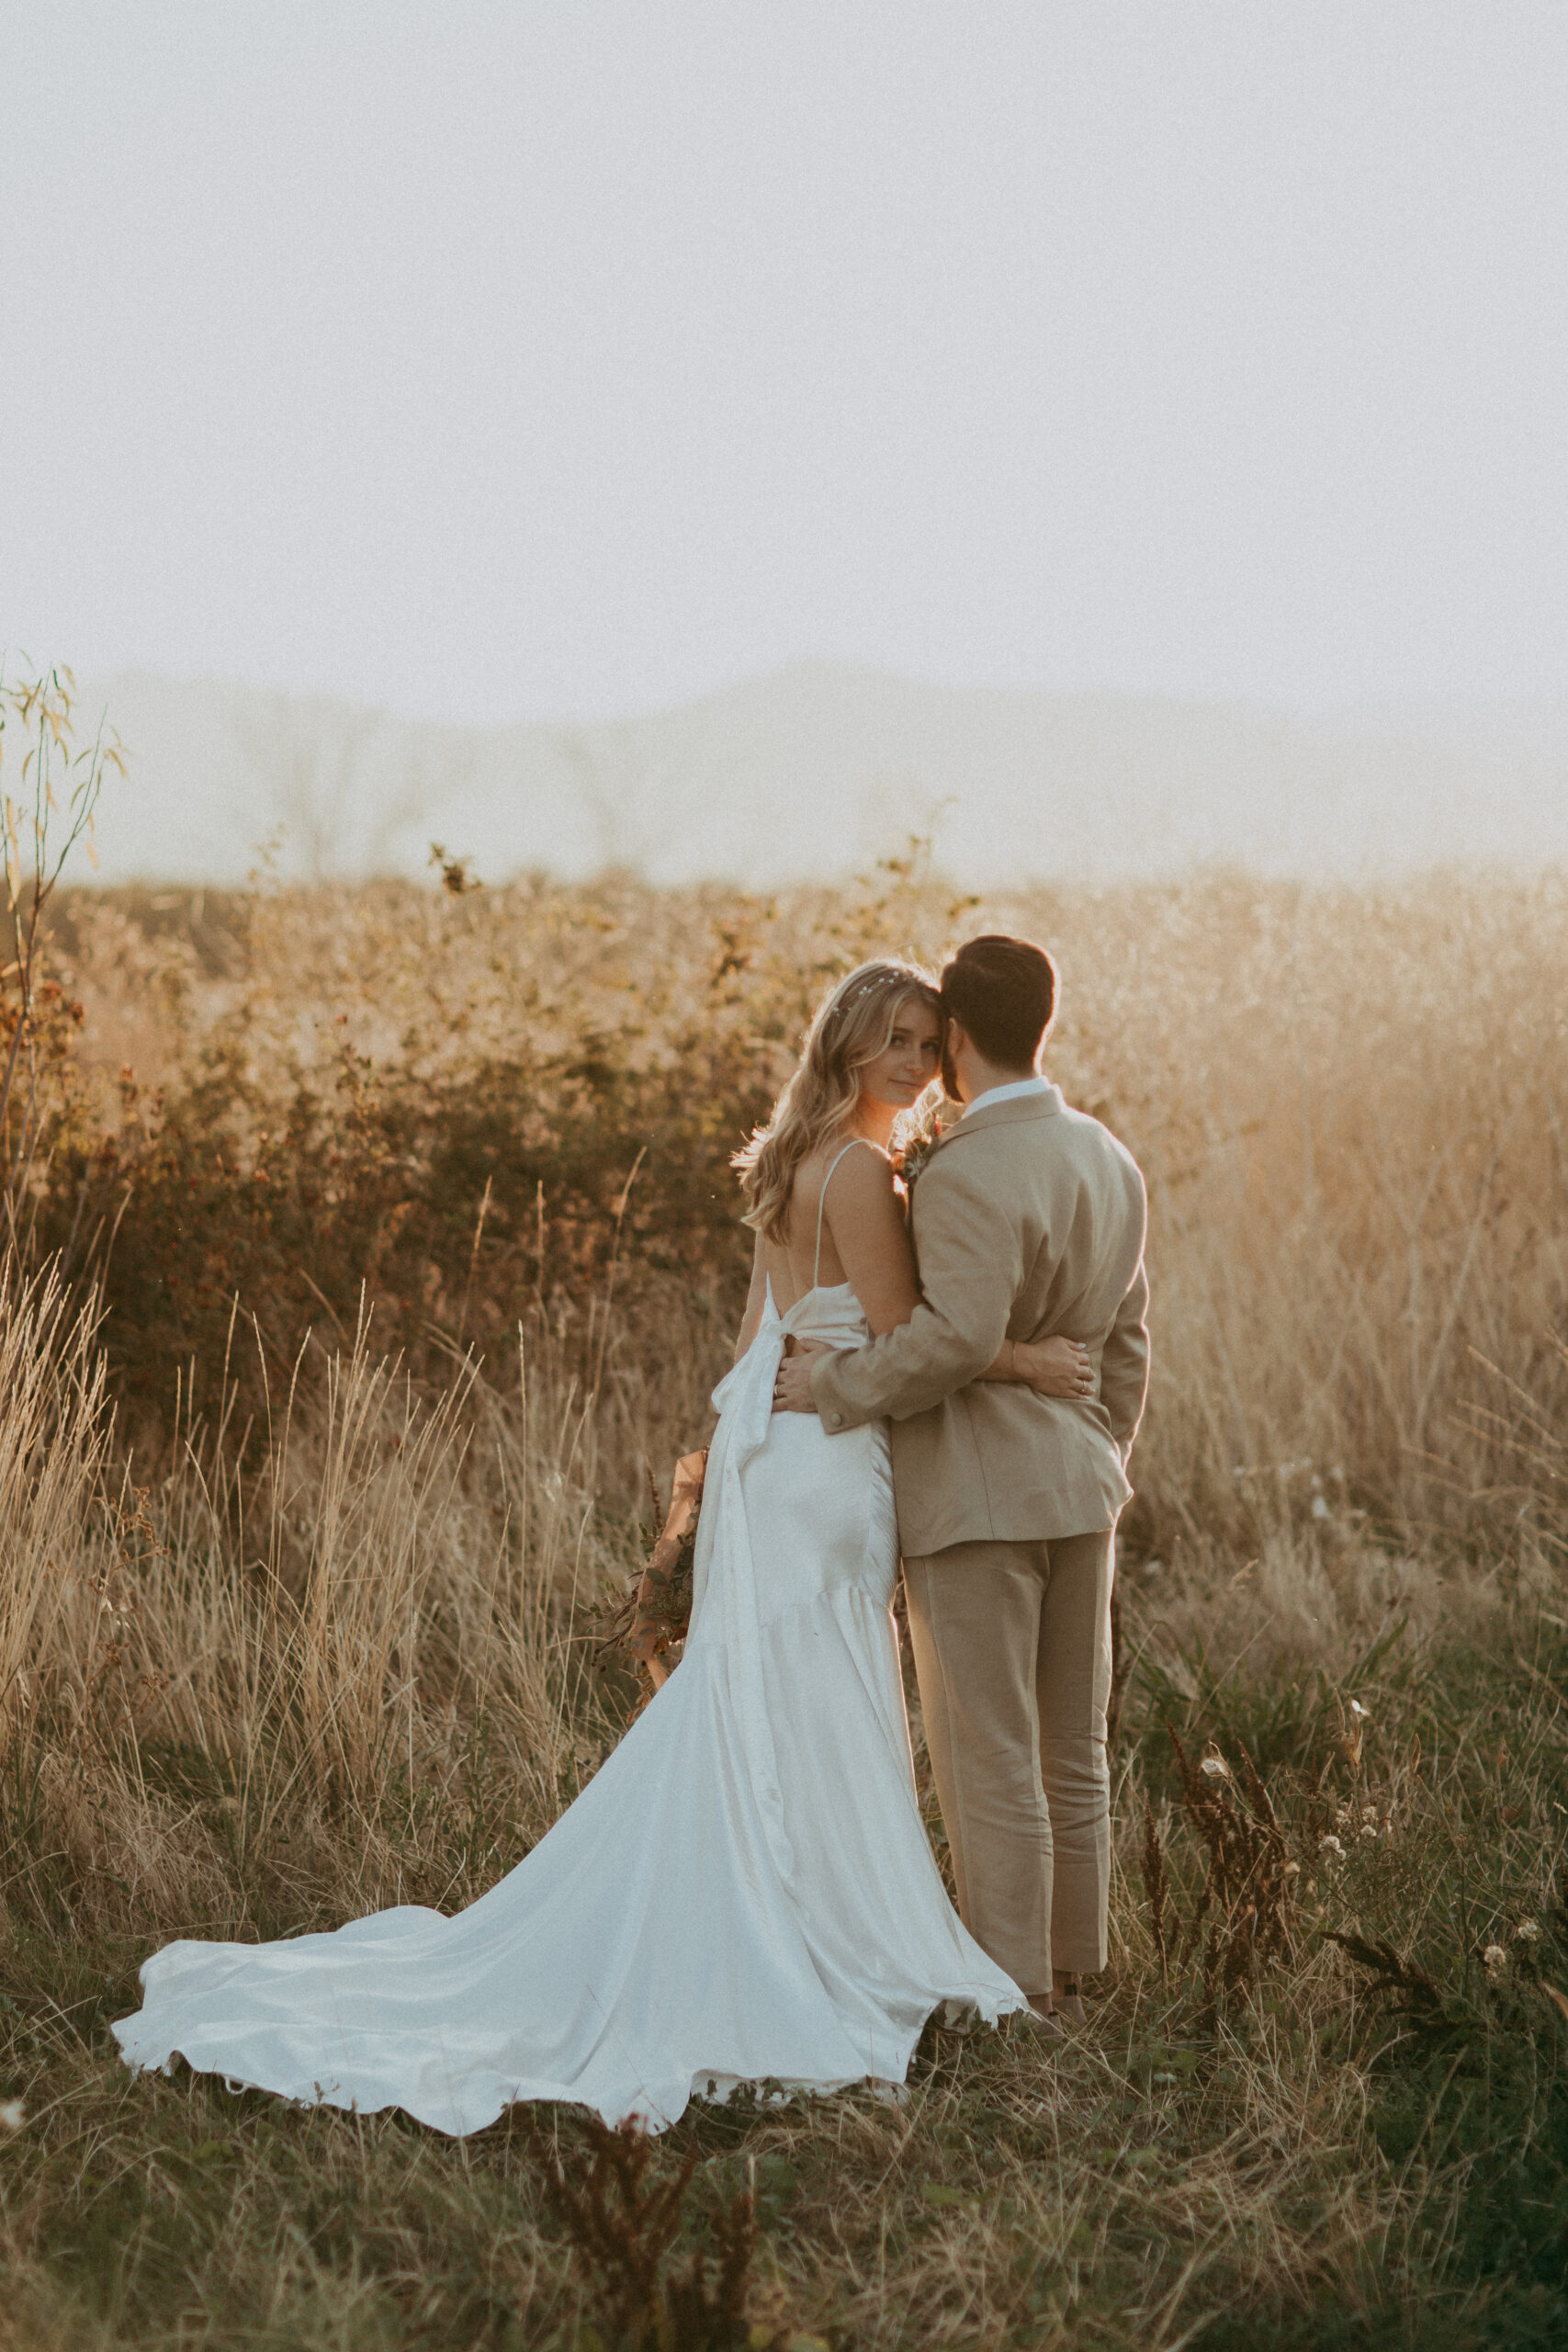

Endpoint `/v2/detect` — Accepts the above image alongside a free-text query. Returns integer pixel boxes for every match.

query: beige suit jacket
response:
[809,1086,1150,1555]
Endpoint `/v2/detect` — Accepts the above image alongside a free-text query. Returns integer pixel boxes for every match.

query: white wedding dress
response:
[114,1238,1025,2132]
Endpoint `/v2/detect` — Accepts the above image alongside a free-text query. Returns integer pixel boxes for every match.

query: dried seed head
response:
[1483,1943,1508,1975]
[1200,1755,1230,1780]
[1318,1835,1346,1860]
[1516,1919,1540,1943]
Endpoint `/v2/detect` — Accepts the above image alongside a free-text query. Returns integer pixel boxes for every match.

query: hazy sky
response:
[4,2,1565,724]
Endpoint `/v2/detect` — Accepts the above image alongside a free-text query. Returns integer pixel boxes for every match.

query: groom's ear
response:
[940,1014,967,1102]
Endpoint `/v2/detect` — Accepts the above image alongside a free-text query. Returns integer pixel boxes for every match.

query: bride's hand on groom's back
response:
[1012,1335,1094,1399]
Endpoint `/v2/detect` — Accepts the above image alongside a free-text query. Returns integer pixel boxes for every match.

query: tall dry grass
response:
[0,1267,112,1758]
[6,860,1562,1923]
[0,1290,649,1959]
[1,862,1564,2348]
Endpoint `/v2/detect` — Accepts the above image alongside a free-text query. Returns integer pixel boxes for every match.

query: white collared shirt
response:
[962,1077,1051,1118]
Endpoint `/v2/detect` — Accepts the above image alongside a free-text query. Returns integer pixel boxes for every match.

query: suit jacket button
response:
[829,1412,843,1429]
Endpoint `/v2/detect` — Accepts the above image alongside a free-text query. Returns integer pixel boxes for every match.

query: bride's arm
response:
[974,1332,1093,1396]
[731,1230,769,1363]
[823,1157,1089,1392]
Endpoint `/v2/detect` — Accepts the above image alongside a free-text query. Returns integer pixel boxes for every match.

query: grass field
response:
[2,854,1566,2348]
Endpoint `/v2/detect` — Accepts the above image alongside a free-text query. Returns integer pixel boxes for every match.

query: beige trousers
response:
[903,1531,1114,1993]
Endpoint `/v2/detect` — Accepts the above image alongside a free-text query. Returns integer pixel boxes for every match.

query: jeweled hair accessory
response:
[838,969,900,1007]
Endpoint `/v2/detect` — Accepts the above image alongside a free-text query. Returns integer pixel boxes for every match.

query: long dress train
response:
[112,1281,1025,2133]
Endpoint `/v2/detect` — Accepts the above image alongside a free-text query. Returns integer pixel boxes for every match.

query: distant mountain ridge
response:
[77,661,1568,888]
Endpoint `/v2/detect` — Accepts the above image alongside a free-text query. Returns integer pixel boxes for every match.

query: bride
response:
[113,961,1088,2133]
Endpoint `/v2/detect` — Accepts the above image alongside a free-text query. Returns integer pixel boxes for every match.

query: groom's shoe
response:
[1046,1972,1088,2028]
[1014,2001,1066,2042]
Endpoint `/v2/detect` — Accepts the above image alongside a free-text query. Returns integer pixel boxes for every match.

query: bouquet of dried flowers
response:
[597,1450,707,1711]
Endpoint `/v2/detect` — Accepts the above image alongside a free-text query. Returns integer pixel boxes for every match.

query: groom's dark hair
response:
[941,934,1058,1069]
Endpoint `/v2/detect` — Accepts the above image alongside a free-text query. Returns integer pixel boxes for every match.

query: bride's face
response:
[856,998,942,1114]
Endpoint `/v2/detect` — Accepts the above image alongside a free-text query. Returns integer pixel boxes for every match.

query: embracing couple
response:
[114,934,1149,2135]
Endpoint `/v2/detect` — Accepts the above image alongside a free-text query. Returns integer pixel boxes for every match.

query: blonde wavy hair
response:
[732,960,942,1242]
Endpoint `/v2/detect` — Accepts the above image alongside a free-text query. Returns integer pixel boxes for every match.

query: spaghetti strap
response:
[813,1140,865,1287]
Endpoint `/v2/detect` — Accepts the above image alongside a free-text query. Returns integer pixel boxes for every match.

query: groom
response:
[773,933,1149,2030]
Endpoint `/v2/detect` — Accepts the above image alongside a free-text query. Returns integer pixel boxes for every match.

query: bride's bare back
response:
[763,1142,874,1301]
[737,1140,921,1360]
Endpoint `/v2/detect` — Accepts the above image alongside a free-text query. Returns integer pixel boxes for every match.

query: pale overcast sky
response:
[3,1,1565,724]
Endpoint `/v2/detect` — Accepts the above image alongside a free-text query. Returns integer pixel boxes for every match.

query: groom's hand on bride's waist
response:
[772,1339,828,1414]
